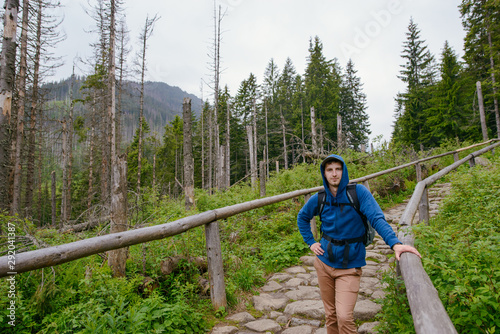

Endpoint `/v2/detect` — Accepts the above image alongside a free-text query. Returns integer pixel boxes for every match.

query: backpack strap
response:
[346,183,367,223]
[346,183,375,247]
[317,189,326,220]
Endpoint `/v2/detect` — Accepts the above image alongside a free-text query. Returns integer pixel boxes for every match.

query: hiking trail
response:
[211,183,451,334]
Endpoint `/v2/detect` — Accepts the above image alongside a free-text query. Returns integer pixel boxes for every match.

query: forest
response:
[0,0,499,333]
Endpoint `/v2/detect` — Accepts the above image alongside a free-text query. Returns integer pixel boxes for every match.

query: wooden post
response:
[415,163,422,182]
[51,171,57,228]
[453,152,459,162]
[259,161,266,197]
[305,194,317,240]
[205,221,227,309]
[108,155,128,277]
[363,180,370,193]
[418,186,430,225]
[276,161,279,174]
[337,114,342,152]
[469,156,476,168]
[476,81,489,141]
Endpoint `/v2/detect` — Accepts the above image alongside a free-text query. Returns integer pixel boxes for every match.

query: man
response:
[297,154,421,334]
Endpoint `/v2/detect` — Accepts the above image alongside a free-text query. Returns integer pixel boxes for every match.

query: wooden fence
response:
[1,139,499,329]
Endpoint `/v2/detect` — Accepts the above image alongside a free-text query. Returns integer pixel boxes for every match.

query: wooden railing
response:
[1,140,498,325]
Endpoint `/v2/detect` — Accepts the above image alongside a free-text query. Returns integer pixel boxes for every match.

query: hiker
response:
[297,154,421,334]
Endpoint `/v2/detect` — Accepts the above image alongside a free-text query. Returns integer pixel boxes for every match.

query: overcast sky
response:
[53,0,466,144]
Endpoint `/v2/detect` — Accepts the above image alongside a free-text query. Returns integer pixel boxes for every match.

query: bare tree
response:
[23,0,64,217]
[0,0,19,211]
[135,13,159,198]
[310,106,317,156]
[280,105,288,170]
[183,98,194,210]
[24,0,42,216]
[116,18,130,148]
[11,0,28,215]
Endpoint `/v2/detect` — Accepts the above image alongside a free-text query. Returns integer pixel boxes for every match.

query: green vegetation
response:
[376,151,499,333]
[1,144,497,333]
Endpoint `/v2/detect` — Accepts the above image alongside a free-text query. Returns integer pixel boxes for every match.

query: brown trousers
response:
[314,257,362,334]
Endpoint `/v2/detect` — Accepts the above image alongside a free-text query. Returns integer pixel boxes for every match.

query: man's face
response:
[324,161,343,188]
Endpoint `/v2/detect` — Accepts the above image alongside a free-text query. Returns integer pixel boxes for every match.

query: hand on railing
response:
[393,244,421,261]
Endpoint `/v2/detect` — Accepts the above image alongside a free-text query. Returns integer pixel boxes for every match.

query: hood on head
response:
[320,154,350,198]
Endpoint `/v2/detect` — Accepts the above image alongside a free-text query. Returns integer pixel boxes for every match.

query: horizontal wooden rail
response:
[1,139,497,278]
[0,187,321,277]
[397,140,500,334]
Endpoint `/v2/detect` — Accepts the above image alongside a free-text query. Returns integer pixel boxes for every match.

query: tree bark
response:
[246,125,256,188]
[107,155,128,277]
[183,98,194,210]
[0,0,19,211]
[476,81,488,141]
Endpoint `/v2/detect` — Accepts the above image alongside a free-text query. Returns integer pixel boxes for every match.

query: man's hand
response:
[310,242,324,256]
[393,244,421,261]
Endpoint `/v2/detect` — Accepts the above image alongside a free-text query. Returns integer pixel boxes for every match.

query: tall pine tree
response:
[393,18,436,150]
[339,59,370,150]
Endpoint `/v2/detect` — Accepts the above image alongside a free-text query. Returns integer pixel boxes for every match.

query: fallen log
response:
[60,216,111,234]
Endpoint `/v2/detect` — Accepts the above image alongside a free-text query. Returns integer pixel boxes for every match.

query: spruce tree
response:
[460,0,500,138]
[304,36,341,150]
[393,18,436,150]
[339,59,370,151]
[423,42,474,146]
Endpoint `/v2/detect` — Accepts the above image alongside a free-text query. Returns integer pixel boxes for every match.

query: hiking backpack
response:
[317,183,376,247]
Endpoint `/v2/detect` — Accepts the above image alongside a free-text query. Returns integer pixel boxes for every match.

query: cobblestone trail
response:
[211,183,451,334]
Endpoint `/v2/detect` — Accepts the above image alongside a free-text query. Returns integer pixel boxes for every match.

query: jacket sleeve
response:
[356,184,401,249]
[297,193,319,247]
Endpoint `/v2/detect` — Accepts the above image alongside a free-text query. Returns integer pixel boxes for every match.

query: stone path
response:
[211,183,451,334]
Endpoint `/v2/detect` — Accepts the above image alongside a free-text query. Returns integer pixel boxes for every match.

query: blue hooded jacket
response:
[297,154,401,269]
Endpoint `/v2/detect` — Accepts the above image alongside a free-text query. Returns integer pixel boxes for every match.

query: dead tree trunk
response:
[183,98,194,210]
[11,0,28,215]
[265,101,270,177]
[246,125,256,189]
[225,102,230,188]
[252,99,258,176]
[51,171,56,227]
[67,71,75,220]
[61,119,68,224]
[280,106,288,170]
[24,0,42,217]
[476,81,488,141]
[136,14,158,199]
[311,106,317,156]
[88,104,96,210]
[0,0,19,211]
[337,114,343,151]
[107,155,128,277]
